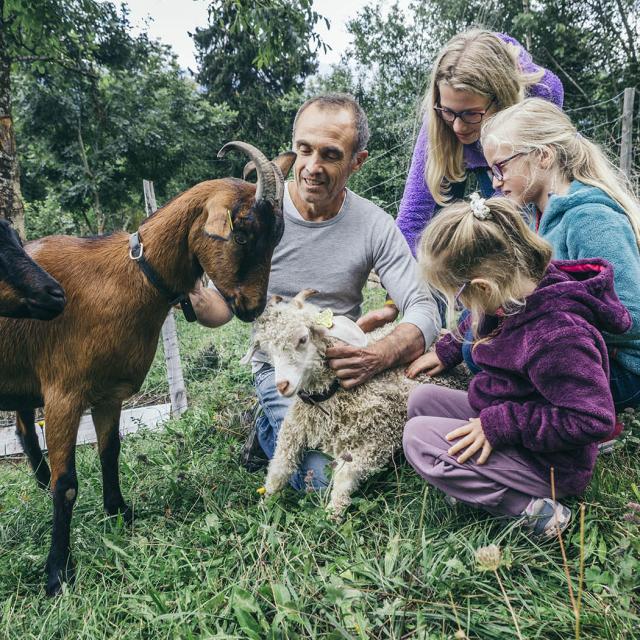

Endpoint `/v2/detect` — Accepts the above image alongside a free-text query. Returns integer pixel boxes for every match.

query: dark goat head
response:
[0,219,66,320]
[192,142,295,322]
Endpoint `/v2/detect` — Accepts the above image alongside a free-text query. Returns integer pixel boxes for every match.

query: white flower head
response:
[475,544,502,571]
[469,192,492,220]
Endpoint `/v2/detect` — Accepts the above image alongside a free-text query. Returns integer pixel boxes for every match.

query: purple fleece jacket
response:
[397,33,565,255]
[442,259,631,496]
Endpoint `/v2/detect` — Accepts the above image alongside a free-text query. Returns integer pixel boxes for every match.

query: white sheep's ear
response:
[325,316,368,347]
[291,288,319,309]
[267,294,283,307]
[240,341,260,365]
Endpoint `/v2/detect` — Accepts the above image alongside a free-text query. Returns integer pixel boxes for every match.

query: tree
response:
[16,41,235,235]
[193,0,327,161]
[318,0,639,212]
[0,0,136,233]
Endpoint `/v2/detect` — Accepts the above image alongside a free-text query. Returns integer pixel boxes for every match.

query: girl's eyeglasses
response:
[490,151,529,181]
[433,98,495,125]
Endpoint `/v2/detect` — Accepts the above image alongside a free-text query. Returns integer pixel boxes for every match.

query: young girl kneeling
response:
[403,196,631,536]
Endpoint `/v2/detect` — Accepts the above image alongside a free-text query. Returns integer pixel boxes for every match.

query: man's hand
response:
[405,351,445,379]
[190,280,233,328]
[357,303,399,333]
[445,418,493,465]
[326,322,425,389]
[325,343,386,389]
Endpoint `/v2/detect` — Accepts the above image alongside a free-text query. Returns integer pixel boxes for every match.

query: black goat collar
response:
[297,379,341,414]
[129,231,197,322]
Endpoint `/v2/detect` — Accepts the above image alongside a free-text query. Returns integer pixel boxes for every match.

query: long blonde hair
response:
[481,98,640,246]
[418,196,552,338]
[425,29,543,206]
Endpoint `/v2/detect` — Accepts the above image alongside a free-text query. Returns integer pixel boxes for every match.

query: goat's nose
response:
[276,380,290,395]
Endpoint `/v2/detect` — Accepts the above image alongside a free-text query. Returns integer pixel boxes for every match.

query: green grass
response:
[0,290,639,639]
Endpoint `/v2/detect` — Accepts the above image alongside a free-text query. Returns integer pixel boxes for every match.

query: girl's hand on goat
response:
[356,303,399,333]
[405,351,445,378]
[326,344,386,389]
[445,418,493,465]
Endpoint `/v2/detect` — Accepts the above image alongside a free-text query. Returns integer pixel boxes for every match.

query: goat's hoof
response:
[45,561,75,597]
[327,506,347,522]
[106,503,133,524]
[264,481,281,496]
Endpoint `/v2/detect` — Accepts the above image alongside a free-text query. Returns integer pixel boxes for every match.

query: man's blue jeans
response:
[610,359,640,409]
[254,363,332,491]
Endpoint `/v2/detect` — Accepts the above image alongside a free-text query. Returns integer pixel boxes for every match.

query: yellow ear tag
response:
[226,209,234,231]
[315,308,334,329]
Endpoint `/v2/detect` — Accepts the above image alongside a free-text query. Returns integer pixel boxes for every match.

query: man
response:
[196,93,441,488]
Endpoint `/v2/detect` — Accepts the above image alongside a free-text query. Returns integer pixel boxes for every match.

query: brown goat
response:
[0,142,295,596]
[0,218,66,319]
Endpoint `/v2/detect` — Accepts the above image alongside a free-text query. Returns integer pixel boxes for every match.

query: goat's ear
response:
[291,288,319,309]
[272,151,296,178]
[240,340,260,365]
[204,199,232,238]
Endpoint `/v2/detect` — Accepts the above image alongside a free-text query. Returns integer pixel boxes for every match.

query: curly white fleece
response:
[250,297,418,517]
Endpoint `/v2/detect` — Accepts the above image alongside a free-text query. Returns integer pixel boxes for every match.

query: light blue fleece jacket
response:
[539,180,640,374]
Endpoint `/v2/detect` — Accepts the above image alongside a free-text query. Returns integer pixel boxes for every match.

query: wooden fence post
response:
[620,87,636,179]
[143,180,188,417]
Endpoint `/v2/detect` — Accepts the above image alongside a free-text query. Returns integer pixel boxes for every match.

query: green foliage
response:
[11,0,327,237]
[4,0,131,72]
[318,0,639,212]
[15,42,236,236]
[194,0,327,161]
[0,290,638,637]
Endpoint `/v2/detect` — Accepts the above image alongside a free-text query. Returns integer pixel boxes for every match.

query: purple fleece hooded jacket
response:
[397,33,565,255]
[442,259,631,496]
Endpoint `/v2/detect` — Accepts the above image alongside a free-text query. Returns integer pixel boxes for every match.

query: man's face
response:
[292,105,367,212]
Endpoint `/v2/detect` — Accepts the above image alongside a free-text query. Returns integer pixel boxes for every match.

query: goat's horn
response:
[217,141,276,205]
[291,288,319,308]
[241,159,287,208]
[242,161,256,181]
[272,161,285,205]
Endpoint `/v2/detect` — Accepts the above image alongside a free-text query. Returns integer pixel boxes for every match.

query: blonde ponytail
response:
[418,196,552,338]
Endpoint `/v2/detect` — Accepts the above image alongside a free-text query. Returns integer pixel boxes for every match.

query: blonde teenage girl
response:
[362,29,563,338]
[481,97,640,410]
[396,28,563,255]
[403,196,630,536]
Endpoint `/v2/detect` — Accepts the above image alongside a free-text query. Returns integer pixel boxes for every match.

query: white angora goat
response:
[242,289,419,516]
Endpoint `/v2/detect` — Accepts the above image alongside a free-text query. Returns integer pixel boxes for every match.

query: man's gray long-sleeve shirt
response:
[251,183,441,369]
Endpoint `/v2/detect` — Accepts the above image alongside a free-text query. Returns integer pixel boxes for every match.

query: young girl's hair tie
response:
[469,192,492,220]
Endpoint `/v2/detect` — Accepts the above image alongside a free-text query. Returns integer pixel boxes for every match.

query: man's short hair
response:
[292,93,370,154]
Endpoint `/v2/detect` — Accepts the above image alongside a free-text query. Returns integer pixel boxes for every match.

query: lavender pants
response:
[403,384,563,517]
